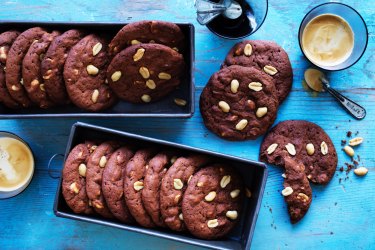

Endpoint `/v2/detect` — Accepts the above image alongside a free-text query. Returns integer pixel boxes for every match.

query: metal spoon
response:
[304,68,366,120]
[195,0,243,25]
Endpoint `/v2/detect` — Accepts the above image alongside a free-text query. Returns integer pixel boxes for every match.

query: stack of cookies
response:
[259,120,338,223]
[62,141,251,240]
[0,21,186,111]
[200,40,293,140]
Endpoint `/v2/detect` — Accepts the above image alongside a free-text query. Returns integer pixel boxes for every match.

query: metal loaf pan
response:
[53,122,268,250]
[0,21,194,118]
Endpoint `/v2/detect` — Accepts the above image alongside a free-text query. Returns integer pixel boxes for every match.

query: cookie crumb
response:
[346,131,352,137]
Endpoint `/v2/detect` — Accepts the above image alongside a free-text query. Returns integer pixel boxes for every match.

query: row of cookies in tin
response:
[199,41,293,141]
[62,141,251,240]
[0,21,185,111]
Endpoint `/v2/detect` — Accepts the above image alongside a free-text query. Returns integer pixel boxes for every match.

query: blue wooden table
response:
[0,0,374,249]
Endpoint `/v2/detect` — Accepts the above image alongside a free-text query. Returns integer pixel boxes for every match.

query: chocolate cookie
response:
[182,165,244,239]
[102,146,135,223]
[6,27,46,107]
[200,65,279,141]
[86,141,118,218]
[282,157,312,224]
[107,43,185,103]
[0,31,21,109]
[142,152,177,227]
[22,31,60,108]
[160,155,210,231]
[223,40,293,103]
[109,20,184,56]
[123,148,157,228]
[64,34,117,111]
[42,29,85,105]
[62,142,95,214]
[260,120,338,184]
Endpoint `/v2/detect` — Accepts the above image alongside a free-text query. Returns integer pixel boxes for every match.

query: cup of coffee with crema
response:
[0,132,34,199]
[299,2,368,71]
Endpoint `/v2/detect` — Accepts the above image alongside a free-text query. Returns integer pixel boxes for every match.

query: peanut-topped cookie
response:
[107,43,185,103]
[200,65,279,141]
[0,31,21,109]
[109,20,184,56]
[102,146,135,223]
[62,142,96,214]
[6,27,47,107]
[42,29,85,105]
[182,165,244,240]
[160,155,210,231]
[282,157,312,224]
[123,148,157,228]
[22,31,60,108]
[223,40,293,103]
[142,152,177,227]
[64,34,117,111]
[260,120,338,184]
[86,141,118,218]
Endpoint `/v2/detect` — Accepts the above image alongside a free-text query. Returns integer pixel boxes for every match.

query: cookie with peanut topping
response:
[109,20,184,56]
[182,164,244,239]
[102,146,135,223]
[123,148,157,228]
[259,120,338,184]
[0,31,21,109]
[107,43,185,103]
[22,31,60,108]
[200,65,279,141]
[282,157,312,224]
[86,141,118,218]
[6,27,47,107]
[64,34,117,111]
[223,40,293,103]
[160,155,210,231]
[62,141,96,214]
[41,29,85,105]
[142,151,177,227]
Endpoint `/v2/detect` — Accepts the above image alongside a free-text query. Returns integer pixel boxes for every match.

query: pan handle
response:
[47,153,64,179]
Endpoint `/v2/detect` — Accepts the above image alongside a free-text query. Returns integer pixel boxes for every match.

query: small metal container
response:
[53,122,267,250]
[0,21,195,118]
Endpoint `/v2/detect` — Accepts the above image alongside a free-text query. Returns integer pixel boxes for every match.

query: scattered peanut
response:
[354,167,368,176]
[343,145,355,157]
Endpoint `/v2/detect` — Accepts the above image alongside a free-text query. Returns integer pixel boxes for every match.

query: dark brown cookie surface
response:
[282,157,312,224]
[107,43,185,103]
[142,152,176,227]
[22,31,60,108]
[223,40,293,103]
[5,27,46,107]
[124,148,157,228]
[62,142,95,214]
[200,65,279,141]
[64,34,116,111]
[160,155,210,231]
[102,146,135,223]
[182,165,244,240]
[42,29,85,105]
[260,120,338,184]
[0,31,21,109]
[109,20,184,56]
[86,141,117,218]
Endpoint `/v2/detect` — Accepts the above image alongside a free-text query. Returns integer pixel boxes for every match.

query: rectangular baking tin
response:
[53,122,268,250]
[0,21,194,118]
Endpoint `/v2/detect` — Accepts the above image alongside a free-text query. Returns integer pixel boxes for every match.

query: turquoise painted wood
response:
[0,0,374,249]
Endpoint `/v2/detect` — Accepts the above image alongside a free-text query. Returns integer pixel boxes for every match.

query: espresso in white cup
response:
[302,14,354,67]
[0,134,34,198]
